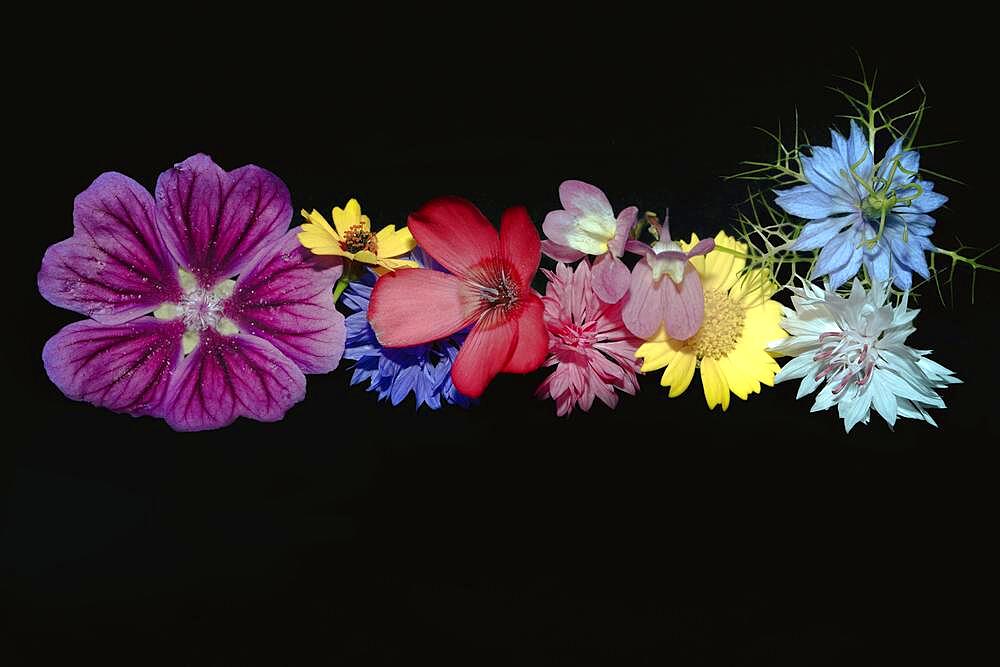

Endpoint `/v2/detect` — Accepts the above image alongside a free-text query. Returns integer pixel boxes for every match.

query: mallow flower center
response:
[179,287,226,331]
[686,289,745,359]
[154,269,239,354]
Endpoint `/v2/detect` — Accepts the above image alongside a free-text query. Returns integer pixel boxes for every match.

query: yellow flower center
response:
[685,289,745,359]
[341,224,378,254]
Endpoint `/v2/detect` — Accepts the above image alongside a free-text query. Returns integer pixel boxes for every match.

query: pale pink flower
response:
[536,260,643,416]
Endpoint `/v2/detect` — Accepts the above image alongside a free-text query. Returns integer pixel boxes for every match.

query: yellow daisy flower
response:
[635,231,788,410]
[297,198,418,274]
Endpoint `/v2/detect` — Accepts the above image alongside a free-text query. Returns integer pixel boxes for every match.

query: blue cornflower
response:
[341,250,473,409]
[775,121,947,289]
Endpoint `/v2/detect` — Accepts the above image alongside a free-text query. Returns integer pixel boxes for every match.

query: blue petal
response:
[790,214,858,251]
[894,212,936,235]
[891,258,913,290]
[801,147,860,205]
[831,121,873,191]
[864,243,891,282]
[774,184,852,219]
[903,184,947,214]
[889,231,930,280]
[814,229,858,276]
[390,365,421,405]
[825,242,864,288]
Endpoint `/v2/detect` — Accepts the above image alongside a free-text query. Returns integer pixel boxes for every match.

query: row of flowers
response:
[38,137,963,431]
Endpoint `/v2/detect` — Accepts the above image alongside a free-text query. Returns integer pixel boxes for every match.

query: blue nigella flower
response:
[341,249,473,410]
[775,120,947,290]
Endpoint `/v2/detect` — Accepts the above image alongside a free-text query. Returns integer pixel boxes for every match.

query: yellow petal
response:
[300,210,338,241]
[377,257,419,271]
[352,249,379,265]
[732,268,778,305]
[701,231,747,293]
[331,198,363,236]
[700,357,730,411]
[716,356,759,400]
[298,229,343,251]
[730,343,781,386]
[636,339,679,372]
[741,301,787,348]
[660,351,697,398]
[376,225,417,259]
[360,213,372,232]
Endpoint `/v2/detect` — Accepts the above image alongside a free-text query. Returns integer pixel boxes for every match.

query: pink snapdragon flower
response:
[622,214,715,340]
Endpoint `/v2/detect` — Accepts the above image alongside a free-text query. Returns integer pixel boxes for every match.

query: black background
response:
[5,21,996,665]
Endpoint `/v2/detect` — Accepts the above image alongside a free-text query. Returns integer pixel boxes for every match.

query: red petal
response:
[502,293,548,373]
[407,196,499,277]
[662,264,705,340]
[368,268,479,347]
[451,316,518,398]
[499,205,541,290]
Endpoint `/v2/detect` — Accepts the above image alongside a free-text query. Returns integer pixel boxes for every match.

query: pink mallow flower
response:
[535,260,643,416]
[38,154,346,431]
[622,214,715,340]
[540,180,638,304]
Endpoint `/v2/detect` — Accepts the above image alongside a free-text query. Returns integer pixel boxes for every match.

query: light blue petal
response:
[825,243,864,288]
[790,214,858,251]
[889,232,930,280]
[775,184,852,219]
[864,244,891,282]
[905,184,947,213]
[801,148,860,205]
[814,230,858,276]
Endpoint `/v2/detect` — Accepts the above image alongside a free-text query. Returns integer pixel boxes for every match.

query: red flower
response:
[368,197,548,398]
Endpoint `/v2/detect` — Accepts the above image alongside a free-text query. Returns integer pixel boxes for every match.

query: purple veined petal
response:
[42,317,185,417]
[558,180,614,219]
[540,239,587,263]
[662,263,704,340]
[625,239,652,256]
[621,259,664,339]
[224,229,346,374]
[154,154,291,288]
[38,173,182,324]
[590,253,631,304]
[608,206,638,257]
[163,329,307,432]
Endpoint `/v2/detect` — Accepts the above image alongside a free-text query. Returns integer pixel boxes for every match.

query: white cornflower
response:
[768,279,960,432]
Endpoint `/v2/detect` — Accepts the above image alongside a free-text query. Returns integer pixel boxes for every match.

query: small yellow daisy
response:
[297,198,417,274]
[635,230,788,410]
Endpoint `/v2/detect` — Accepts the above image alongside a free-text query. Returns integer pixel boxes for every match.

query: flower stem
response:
[332,260,360,303]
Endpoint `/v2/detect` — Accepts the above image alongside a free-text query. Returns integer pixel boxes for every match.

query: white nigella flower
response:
[768,278,960,432]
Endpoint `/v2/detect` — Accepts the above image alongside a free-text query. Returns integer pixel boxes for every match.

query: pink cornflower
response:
[535,260,643,416]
